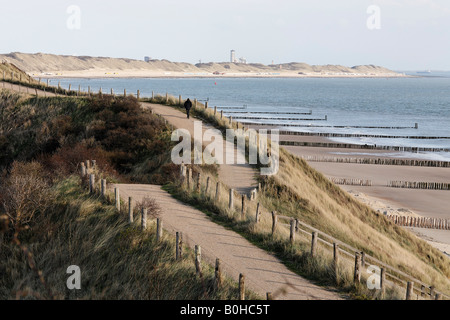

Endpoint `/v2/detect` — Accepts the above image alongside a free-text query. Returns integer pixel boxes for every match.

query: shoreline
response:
[28,71,411,79]
[248,124,450,254]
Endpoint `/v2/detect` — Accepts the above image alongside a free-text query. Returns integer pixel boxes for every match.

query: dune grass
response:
[153,96,450,299]
[0,175,259,300]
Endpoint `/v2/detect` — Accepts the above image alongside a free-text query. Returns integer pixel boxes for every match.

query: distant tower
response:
[230,50,236,63]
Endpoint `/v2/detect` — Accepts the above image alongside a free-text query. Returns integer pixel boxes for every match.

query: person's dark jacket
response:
[184,99,192,110]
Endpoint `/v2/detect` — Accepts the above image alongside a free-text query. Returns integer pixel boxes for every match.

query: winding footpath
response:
[2,83,343,299]
[141,101,258,195]
[114,183,342,300]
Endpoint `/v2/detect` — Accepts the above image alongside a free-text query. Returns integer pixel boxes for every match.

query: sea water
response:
[51,75,450,160]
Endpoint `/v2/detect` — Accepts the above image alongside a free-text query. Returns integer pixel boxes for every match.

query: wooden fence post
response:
[115,187,120,212]
[137,90,140,100]
[430,286,435,298]
[271,211,277,236]
[215,182,220,202]
[196,172,201,193]
[239,274,245,300]
[179,95,182,106]
[156,218,163,242]
[80,162,86,177]
[229,189,234,209]
[406,282,414,300]
[241,195,246,219]
[186,168,191,190]
[255,202,260,223]
[195,245,202,276]
[380,268,385,298]
[266,292,273,300]
[214,258,222,290]
[420,285,426,298]
[333,243,339,284]
[354,252,361,284]
[311,232,318,257]
[361,251,366,268]
[290,219,295,244]
[141,208,147,231]
[176,232,183,260]
[128,197,133,223]
[205,176,210,195]
[165,92,168,104]
[101,179,106,197]
[89,174,95,194]
[435,293,441,300]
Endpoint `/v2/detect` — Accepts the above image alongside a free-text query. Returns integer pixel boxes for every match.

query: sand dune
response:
[0,52,403,78]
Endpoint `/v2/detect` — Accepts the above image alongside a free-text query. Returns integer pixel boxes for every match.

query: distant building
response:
[144,56,151,62]
[239,57,247,64]
[230,50,236,63]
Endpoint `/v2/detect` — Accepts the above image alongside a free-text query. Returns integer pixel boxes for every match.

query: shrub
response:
[0,161,54,228]
[135,197,161,219]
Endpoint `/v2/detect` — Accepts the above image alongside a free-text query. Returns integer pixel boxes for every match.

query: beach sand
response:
[249,125,450,254]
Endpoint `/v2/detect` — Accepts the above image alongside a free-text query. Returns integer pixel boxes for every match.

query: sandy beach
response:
[1,52,407,79]
[248,125,450,255]
[30,70,406,79]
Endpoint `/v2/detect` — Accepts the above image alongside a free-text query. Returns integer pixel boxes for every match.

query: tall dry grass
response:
[158,97,450,299]
[0,175,259,300]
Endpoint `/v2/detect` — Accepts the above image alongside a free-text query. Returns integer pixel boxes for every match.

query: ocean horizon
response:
[50,76,450,161]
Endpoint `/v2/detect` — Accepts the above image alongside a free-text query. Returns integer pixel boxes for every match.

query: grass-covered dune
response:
[165,98,450,298]
[0,90,247,299]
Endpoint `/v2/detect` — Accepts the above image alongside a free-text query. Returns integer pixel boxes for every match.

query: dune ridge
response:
[0,52,403,78]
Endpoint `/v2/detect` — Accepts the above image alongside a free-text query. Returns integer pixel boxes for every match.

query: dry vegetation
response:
[0,175,254,299]
[1,72,448,300]
[160,95,450,299]
[0,87,256,299]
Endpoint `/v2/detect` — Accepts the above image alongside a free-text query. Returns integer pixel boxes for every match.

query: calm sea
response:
[51,74,450,161]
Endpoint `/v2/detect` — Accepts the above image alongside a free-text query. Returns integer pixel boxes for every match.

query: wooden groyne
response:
[243,123,419,129]
[225,111,313,115]
[217,106,247,109]
[388,181,450,190]
[231,116,327,121]
[276,130,449,140]
[329,178,373,186]
[386,215,450,230]
[280,141,450,153]
[301,156,450,168]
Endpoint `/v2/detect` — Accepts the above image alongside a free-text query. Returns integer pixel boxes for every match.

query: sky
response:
[1,0,450,70]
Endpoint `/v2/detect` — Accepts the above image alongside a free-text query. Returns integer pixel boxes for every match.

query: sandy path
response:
[141,102,259,195]
[114,183,343,300]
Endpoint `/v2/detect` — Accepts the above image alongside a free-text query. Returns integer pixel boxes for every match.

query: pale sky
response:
[1,0,450,70]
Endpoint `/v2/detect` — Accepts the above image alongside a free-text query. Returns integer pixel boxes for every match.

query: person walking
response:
[184,98,192,119]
